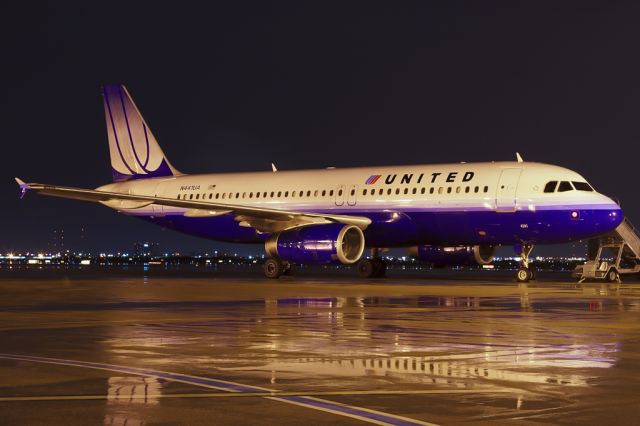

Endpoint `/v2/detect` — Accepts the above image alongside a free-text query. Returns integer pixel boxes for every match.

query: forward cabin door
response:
[495,168,522,212]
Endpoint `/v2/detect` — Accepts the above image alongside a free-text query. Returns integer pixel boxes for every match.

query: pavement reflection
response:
[0,273,639,424]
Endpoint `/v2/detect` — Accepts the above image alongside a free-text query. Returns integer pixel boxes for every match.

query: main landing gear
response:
[515,243,536,283]
[263,258,291,279]
[357,248,387,278]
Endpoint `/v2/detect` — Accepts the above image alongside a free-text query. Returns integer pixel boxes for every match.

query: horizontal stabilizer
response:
[15,177,31,199]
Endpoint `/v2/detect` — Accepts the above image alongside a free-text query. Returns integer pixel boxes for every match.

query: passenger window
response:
[221,193,225,199]
[195,194,200,199]
[330,190,334,196]
[350,189,355,196]
[430,188,434,194]
[307,191,311,197]
[379,188,383,195]
[474,186,479,193]
[322,190,326,196]
[242,192,246,198]
[483,186,488,193]
[403,188,408,195]
[249,193,253,198]
[292,191,296,197]
[177,194,181,199]
[362,189,367,196]
[412,188,417,194]
[572,181,593,191]
[447,187,452,194]
[235,192,239,198]
[544,181,558,193]
[338,189,343,196]
[557,181,573,192]
[387,188,392,195]
[465,186,470,193]
[277,191,281,197]
[209,193,212,199]
[255,192,259,198]
[456,186,461,193]
[438,187,443,194]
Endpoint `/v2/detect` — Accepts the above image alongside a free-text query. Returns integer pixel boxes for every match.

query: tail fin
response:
[103,84,181,182]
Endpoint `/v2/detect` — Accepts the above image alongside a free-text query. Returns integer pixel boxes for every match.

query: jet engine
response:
[408,245,496,267]
[266,224,365,264]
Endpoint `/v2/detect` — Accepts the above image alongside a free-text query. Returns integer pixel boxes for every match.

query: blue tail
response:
[103,84,181,182]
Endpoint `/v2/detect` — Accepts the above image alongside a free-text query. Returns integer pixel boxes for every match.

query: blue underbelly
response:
[140,208,622,247]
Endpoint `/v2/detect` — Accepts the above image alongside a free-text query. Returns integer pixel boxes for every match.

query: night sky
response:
[3,2,640,255]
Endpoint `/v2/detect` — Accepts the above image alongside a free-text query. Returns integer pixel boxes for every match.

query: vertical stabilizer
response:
[103,84,181,182]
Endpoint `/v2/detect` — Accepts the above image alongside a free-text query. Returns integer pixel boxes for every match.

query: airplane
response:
[15,84,623,281]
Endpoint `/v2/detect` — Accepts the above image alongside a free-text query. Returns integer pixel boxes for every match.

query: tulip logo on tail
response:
[103,85,179,182]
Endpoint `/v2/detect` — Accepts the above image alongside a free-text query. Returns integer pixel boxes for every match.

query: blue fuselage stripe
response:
[140,206,622,247]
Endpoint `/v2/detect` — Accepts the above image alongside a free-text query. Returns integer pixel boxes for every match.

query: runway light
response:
[571,211,579,219]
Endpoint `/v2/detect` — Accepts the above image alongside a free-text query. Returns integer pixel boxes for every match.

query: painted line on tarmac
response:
[0,389,512,402]
[0,354,436,426]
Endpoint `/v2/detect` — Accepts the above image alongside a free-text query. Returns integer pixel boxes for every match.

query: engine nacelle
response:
[265,224,365,265]
[408,245,496,267]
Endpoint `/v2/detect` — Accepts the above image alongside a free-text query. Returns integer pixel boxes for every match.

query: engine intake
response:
[266,224,365,265]
[408,245,496,267]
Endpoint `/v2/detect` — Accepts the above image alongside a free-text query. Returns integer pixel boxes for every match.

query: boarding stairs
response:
[573,218,640,282]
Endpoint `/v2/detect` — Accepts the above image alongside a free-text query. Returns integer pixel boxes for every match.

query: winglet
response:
[15,177,31,199]
[516,152,524,163]
[271,163,278,172]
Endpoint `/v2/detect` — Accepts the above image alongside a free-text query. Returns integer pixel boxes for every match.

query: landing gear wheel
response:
[282,261,292,276]
[264,258,284,279]
[357,259,376,278]
[606,268,619,283]
[528,266,536,281]
[372,258,387,278]
[516,267,531,283]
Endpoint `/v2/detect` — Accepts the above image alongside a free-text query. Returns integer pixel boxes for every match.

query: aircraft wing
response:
[15,178,371,233]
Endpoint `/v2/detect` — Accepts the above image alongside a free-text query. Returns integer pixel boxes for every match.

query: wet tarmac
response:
[1,266,639,425]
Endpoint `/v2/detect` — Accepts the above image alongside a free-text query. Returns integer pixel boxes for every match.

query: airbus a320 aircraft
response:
[16,85,623,281]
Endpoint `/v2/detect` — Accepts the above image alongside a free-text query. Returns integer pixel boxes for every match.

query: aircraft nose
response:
[601,197,624,232]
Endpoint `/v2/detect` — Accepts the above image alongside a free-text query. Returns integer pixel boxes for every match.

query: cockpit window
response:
[543,181,558,193]
[557,181,573,192]
[572,181,594,192]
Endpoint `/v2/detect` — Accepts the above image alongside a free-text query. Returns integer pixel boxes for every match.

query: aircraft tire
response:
[372,259,386,278]
[357,259,376,278]
[516,267,531,283]
[264,258,284,279]
[282,261,292,276]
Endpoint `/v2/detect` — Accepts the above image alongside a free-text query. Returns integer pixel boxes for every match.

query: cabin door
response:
[495,168,522,212]
[151,180,169,217]
[347,184,358,206]
[335,185,346,206]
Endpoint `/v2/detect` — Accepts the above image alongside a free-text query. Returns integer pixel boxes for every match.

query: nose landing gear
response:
[515,243,535,282]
